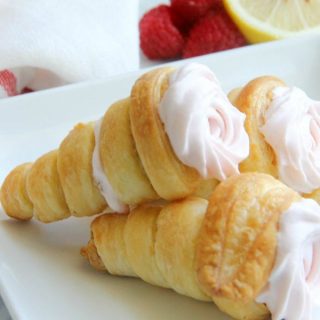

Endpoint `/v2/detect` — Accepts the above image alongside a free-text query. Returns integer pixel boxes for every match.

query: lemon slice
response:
[223,0,320,43]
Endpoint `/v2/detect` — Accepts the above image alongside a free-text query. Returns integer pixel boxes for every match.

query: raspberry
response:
[170,8,191,34]
[139,5,184,60]
[183,8,247,58]
[171,0,222,26]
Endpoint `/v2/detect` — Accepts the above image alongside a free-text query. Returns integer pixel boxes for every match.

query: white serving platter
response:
[1,35,320,320]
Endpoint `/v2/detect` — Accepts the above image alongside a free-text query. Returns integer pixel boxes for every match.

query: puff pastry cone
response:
[82,172,320,320]
[1,63,232,223]
[229,76,320,202]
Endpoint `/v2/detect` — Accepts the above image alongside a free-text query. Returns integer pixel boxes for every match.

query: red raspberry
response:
[139,5,184,60]
[170,8,191,34]
[183,8,247,58]
[171,0,222,26]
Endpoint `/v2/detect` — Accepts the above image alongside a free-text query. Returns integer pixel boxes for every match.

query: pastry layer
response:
[124,205,168,287]
[84,197,211,301]
[100,98,158,205]
[0,163,33,220]
[155,197,210,301]
[130,67,201,200]
[83,173,303,320]
[58,122,107,216]
[196,173,300,318]
[27,150,70,222]
[91,213,136,277]
[233,76,286,176]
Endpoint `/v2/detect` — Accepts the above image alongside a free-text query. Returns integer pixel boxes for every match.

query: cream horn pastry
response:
[230,76,320,202]
[0,63,249,222]
[82,172,320,320]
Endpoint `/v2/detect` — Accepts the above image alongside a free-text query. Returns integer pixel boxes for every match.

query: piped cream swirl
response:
[159,63,249,181]
[256,198,320,320]
[92,119,128,213]
[260,87,320,194]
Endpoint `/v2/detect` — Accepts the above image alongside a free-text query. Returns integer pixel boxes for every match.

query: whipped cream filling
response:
[260,87,320,194]
[92,118,128,213]
[159,63,249,181]
[256,198,320,320]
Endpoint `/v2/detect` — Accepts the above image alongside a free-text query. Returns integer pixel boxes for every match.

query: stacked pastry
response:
[230,75,320,200]
[0,63,249,222]
[82,173,320,320]
[1,62,320,319]
[79,66,320,320]
[2,63,320,223]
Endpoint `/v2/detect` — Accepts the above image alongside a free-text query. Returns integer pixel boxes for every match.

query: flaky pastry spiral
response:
[82,173,301,320]
[1,66,218,222]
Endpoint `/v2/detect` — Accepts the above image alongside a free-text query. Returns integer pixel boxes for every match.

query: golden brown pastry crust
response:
[80,238,106,271]
[0,163,33,220]
[213,296,269,320]
[26,150,70,223]
[228,87,242,105]
[100,98,159,204]
[58,122,107,217]
[1,66,220,222]
[196,173,301,319]
[232,77,320,204]
[155,197,210,301]
[83,197,211,301]
[305,189,320,203]
[193,179,219,200]
[91,213,136,277]
[130,67,201,200]
[82,173,302,320]
[124,205,168,287]
[233,76,286,176]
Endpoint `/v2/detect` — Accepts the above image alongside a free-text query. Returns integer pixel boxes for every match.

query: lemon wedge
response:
[223,0,320,43]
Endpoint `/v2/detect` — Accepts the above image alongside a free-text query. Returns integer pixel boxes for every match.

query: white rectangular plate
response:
[1,35,320,320]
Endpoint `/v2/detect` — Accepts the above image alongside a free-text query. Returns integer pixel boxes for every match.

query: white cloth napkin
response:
[0,0,139,98]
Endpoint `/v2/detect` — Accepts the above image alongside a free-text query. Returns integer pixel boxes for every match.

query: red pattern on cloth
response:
[21,87,33,94]
[0,70,17,97]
